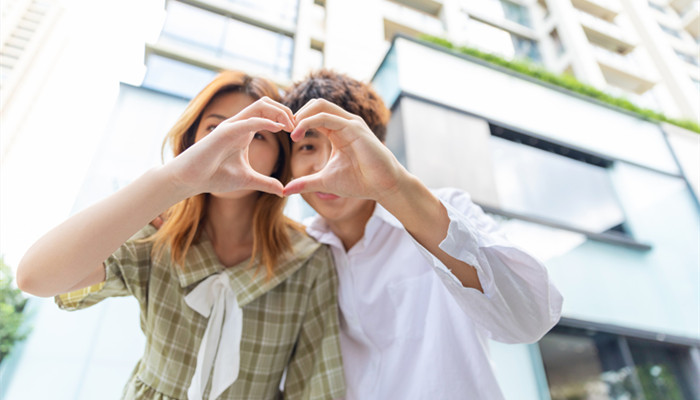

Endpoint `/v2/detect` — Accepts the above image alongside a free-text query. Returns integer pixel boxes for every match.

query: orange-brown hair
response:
[150,70,301,278]
[283,69,391,141]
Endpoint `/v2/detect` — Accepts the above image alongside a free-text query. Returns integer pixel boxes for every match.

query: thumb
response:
[249,173,284,197]
[283,172,326,196]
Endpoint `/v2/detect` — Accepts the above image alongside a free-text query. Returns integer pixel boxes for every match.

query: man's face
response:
[290,130,375,225]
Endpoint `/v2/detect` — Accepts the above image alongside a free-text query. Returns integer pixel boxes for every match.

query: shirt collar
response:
[173,228,321,307]
[305,202,404,251]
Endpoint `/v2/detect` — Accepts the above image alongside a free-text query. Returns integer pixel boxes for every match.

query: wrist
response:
[377,171,433,217]
[152,165,199,201]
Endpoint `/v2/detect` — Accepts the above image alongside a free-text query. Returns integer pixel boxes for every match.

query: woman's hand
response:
[169,97,295,197]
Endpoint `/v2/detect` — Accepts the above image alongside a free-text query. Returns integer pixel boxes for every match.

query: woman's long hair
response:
[149,70,301,278]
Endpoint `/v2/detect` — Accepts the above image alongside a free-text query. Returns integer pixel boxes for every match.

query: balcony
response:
[382,0,445,38]
[681,1,700,39]
[570,0,621,21]
[577,10,636,54]
[670,0,694,14]
[592,46,656,94]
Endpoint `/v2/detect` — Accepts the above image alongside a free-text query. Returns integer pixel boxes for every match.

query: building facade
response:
[2,0,699,399]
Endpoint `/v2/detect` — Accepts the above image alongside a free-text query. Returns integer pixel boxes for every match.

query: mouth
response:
[315,192,340,200]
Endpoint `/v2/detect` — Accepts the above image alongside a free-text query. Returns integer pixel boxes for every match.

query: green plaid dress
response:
[56,225,345,400]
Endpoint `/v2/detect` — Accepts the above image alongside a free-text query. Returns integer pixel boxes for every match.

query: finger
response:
[234,118,287,139]
[294,98,354,125]
[283,173,326,196]
[260,97,295,130]
[290,113,351,142]
[248,172,284,197]
[236,101,295,132]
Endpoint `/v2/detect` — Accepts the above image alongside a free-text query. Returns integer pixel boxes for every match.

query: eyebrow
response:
[304,130,320,138]
[203,113,228,121]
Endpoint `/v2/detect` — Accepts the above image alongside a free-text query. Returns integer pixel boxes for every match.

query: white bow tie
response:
[184,273,243,400]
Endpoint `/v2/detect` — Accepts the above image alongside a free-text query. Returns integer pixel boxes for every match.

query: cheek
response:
[249,142,280,175]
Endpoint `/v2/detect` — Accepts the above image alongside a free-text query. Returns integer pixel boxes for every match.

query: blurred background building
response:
[1,0,699,399]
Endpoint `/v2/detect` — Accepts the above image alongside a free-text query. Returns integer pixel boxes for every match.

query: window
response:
[489,125,626,235]
[157,1,294,81]
[540,331,642,400]
[222,19,294,80]
[648,1,668,14]
[142,55,217,99]
[500,0,532,27]
[471,0,533,27]
[539,325,699,400]
[308,44,324,71]
[224,0,299,25]
[628,341,698,400]
[464,18,542,63]
[692,78,700,93]
[550,28,565,57]
[658,23,683,39]
[674,49,699,67]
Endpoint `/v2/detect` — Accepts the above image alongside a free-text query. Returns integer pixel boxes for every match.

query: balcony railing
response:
[577,10,636,53]
[681,1,699,38]
[382,0,445,35]
[570,0,622,20]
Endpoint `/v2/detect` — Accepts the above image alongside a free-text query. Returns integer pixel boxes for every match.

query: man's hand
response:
[283,99,408,202]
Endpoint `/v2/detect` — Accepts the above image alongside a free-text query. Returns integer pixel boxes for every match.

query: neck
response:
[205,194,258,265]
[326,201,376,252]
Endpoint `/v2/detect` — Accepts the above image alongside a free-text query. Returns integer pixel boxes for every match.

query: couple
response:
[18,69,563,399]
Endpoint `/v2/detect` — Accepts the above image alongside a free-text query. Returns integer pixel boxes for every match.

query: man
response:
[282,70,563,399]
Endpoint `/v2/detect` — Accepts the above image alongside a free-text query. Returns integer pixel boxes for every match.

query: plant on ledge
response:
[420,35,700,134]
[0,257,29,364]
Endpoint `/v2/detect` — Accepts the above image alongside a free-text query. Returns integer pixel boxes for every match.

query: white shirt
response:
[305,188,563,400]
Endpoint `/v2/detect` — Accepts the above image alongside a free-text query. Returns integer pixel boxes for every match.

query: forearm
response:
[378,173,483,292]
[17,166,190,297]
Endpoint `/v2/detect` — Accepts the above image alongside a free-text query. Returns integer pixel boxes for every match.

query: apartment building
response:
[2,0,698,399]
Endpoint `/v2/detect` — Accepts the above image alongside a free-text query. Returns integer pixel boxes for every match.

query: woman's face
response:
[194,91,281,197]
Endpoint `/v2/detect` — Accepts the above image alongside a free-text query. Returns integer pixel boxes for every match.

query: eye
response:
[253,132,265,140]
[206,125,218,132]
[299,144,314,151]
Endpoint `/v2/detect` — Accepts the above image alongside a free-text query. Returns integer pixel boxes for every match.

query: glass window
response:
[159,1,226,57]
[465,18,541,62]
[539,331,643,400]
[308,46,324,70]
[648,1,668,14]
[539,327,700,400]
[550,28,565,57]
[157,1,295,81]
[222,19,293,80]
[674,50,699,67]
[658,23,683,39]
[628,341,698,400]
[225,0,299,25]
[472,0,532,27]
[501,0,532,27]
[490,135,625,234]
[142,55,217,99]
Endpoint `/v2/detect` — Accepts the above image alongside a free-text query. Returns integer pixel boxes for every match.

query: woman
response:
[17,71,345,400]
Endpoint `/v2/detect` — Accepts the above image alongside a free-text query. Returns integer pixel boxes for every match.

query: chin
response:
[210,189,257,200]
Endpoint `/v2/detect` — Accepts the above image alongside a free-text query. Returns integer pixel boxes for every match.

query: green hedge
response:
[421,35,700,134]
[0,257,29,364]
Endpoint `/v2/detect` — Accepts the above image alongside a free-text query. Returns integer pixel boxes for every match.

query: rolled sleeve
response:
[414,188,563,344]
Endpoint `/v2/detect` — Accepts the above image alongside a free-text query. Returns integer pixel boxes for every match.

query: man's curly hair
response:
[283,69,391,141]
